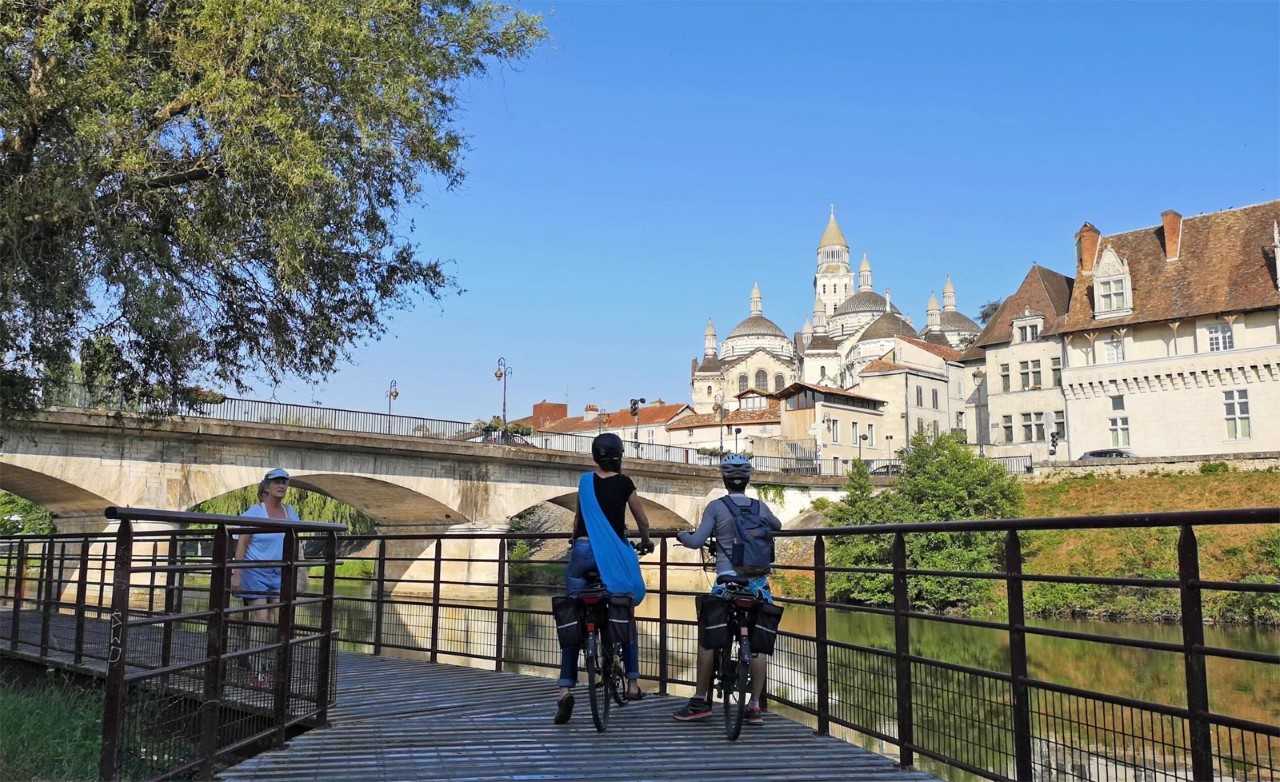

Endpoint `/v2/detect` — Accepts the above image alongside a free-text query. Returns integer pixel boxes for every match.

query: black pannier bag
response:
[696,593,732,649]
[750,602,784,655]
[607,594,636,646]
[552,595,583,648]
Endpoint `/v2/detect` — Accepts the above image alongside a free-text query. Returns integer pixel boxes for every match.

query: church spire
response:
[818,205,848,249]
[927,291,941,329]
[858,252,873,292]
[704,318,717,357]
[942,275,957,311]
[750,282,763,316]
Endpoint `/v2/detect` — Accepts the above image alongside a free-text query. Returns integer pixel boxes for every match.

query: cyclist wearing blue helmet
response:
[672,454,781,725]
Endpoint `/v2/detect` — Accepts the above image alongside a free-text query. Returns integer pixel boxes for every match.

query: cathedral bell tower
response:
[814,206,853,318]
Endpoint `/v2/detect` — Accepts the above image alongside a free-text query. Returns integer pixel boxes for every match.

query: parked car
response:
[1079,449,1135,460]
[869,462,903,476]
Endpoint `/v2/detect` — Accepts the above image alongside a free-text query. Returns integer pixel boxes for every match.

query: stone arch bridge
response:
[2,410,854,591]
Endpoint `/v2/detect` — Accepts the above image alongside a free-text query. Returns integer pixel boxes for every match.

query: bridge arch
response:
[0,463,116,532]
[522,491,694,533]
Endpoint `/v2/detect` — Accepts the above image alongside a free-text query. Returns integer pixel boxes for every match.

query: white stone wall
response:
[1062,343,1280,458]
[980,338,1068,461]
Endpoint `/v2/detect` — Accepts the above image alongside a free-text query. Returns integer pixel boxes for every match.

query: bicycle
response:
[576,575,629,732]
[574,539,651,733]
[710,574,760,741]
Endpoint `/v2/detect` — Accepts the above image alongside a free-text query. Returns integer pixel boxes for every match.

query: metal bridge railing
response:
[318,508,1277,782]
[0,509,344,781]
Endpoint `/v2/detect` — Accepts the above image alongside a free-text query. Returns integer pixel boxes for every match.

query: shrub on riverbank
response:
[0,671,101,781]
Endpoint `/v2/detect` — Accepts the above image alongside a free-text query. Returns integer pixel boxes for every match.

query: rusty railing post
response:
[429,537,443,663]
[198,527,230,776]
[814,535,830,736]
[8,540,25,651]
[273,528,298,744]
[658,537,669,694]
[161,533,178,671]
[315,530,337,725]
[373,538,386,655]
[99,518,134,782]
[494,538,507,672]
[74,537,90,664]
[1178,525,1213,782]
[40,539,55,657]
[1006,530,1033,781]
[893,532,914,769]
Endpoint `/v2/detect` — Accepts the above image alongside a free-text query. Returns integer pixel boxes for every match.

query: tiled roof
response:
[803,332,839,353]
[727,315,788,340]
[858,312,917,342]
[1057,200,1280,333]
[861,357,909,373]
[939,309,980,332]
[540,402,690,434]
[973,265,1075,348]
[695,355,723,373]
[774,381,887,407]
[899,335,963,362]
[666,400,782,430]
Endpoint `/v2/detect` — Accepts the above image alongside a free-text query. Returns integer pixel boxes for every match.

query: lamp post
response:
[859,432,868,461]
[494,358,512,430]
[386,379,399,415]
[734,427,743,453]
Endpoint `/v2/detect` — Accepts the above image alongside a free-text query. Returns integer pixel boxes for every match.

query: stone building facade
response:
[965,200,1280,460]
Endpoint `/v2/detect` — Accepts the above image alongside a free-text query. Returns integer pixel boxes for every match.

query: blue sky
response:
[247,1,1279,423]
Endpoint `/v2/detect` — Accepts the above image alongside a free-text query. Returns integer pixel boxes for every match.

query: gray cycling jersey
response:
[676,492,782,575]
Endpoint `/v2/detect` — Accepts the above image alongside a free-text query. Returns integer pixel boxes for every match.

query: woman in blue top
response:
[231,467,300,684]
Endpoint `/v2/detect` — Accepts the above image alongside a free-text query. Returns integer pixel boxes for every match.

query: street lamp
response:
[859,432,868,461]
[494,358,512,430]
[734,427,743,453]
[629,398,646,444]
[386,379,399,415]
[713,393,725,453]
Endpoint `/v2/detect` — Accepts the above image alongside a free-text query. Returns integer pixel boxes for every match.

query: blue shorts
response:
[235,566,280,600]
[712,574,774,604]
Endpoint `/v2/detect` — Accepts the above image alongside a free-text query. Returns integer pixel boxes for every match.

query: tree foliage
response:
[814,433,1024,611]
[191,485,377,536]
[977,299,1002,325]
[0,490,55,534]
[1,0,545,418]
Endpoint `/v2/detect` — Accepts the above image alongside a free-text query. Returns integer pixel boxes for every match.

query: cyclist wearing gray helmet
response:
[672,454,781,725]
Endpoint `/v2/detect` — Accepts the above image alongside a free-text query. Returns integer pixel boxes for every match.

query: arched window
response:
[822,284,827,294]
[738,374,748,393]
[774,374,785,392]
[754,370,768,390]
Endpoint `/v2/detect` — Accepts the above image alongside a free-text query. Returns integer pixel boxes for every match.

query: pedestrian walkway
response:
[218,652,941,782]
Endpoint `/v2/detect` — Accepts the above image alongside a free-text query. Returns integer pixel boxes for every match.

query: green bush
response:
[1199,461,1230,475]
[820,433,1023,612]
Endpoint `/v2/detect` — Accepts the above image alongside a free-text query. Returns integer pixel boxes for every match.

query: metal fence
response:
[312,508,1277,782]
[0,509,343,781]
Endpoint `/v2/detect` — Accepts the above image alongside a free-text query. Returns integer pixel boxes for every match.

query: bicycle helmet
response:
[719,453,753,490]
[591,433,624,471]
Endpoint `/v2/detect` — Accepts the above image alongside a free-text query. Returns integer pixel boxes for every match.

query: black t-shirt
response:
[573,474,636,541]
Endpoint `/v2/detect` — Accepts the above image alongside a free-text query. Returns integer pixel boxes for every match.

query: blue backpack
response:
[719,497,775,576]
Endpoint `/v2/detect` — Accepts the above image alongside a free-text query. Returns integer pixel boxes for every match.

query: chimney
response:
[583,404,599,421]
[531,401,568,428]
[1075,222,1101,276]
[1161,210,1182,260]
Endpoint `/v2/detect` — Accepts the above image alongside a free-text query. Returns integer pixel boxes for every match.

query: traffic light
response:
[1049,431,1059,456]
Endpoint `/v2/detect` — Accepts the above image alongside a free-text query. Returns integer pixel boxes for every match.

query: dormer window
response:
[1093,247,1133,319]
[1011,311,1045,343]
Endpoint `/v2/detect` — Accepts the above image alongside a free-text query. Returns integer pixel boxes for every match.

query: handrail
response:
[104,505,347,531]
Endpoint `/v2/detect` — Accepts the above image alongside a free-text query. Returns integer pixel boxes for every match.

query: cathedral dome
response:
[835,290,902,316]
[857,313,917,342]
[938,310,980,333]
[727,315,788,340]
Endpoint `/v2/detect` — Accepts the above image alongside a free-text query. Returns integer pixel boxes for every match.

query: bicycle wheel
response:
[609,644,627,706]
[585,630,609,732]
[723,638,749,741]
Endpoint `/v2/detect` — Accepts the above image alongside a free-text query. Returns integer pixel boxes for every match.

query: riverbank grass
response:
[0,672,102,781]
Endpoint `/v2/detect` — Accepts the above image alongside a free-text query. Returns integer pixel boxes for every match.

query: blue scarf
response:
[578,472,646,604]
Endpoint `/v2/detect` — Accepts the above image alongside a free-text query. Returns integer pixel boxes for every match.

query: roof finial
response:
[942,275,957,311]
[830,203,835,218]
[750,282,762,316]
